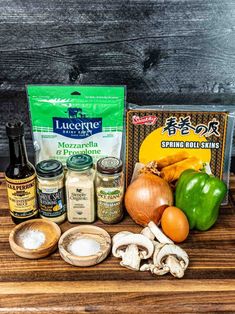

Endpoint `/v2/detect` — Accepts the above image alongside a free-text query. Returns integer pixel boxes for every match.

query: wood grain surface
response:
[0,173,235,313]
[1,0,235,170]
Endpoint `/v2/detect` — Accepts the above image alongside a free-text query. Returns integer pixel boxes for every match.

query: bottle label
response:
[37,186,66,218]
[5,174,38,218]
[67,187,94,222]
[96,187,123,223]
[97,187,123,203]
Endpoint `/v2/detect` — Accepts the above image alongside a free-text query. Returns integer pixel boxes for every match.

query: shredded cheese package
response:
[27,85,125,165]
[126,104,235,203]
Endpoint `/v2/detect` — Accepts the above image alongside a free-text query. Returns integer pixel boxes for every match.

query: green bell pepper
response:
[175,169,227,231]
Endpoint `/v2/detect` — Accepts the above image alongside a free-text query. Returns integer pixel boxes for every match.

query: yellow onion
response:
[125,172,173,226]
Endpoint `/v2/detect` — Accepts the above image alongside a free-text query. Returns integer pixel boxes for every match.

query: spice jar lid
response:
[36,160,64,178]
[67,154,93,171]
[97,157,123,174]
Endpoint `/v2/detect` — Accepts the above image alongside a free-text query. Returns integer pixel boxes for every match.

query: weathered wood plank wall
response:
[0,0,235,170]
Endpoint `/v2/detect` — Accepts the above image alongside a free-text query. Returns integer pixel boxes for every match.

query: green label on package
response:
[27,85,125,165]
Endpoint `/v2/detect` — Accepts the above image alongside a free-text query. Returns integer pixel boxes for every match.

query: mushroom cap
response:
[112,234,154,259]
[152,242,165,260]
[154,244,189,269]
[112,231,133,244]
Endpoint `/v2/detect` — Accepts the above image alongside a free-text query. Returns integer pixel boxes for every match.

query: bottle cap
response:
[67,154,93,171]
[36,159,64,178]
[97,157,123,174]
[6,120,24,138]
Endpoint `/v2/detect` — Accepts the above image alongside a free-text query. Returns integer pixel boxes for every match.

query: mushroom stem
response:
[120,244,141,271]
[141,227,155,241]
[148,221,173,244]
[140,242,165,273]
[153,266,170,276]
[112,233,154,271]
[164,255,185,278]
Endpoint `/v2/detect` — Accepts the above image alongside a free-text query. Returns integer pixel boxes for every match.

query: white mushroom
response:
[164,255,185,278]
[112,223,189,278]
[112,231,132,243]
[154,243,189,278]
[155,243,189,269]
[140,242,166,273]
[141,227,155,241]
[112,232,154,271]
[140,222,189,278]
[140,227,160,272]
[148,221,173,244]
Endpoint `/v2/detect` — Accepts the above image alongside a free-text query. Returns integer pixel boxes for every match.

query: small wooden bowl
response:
[9,219,61,259]
[59,225,111,267]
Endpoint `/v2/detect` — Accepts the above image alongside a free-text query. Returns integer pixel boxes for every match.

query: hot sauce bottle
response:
[5,121,38,223]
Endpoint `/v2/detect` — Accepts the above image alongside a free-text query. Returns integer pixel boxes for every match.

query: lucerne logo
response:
[53,107,102,139]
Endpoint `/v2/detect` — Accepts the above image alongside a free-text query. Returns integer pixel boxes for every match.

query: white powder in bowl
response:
[19,230,46,250]
[68,238,101,257]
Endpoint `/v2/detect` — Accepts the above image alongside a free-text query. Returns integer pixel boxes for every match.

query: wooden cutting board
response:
[0,173,235,313]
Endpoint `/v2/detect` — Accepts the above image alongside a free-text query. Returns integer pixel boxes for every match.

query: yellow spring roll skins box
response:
[126,109,229,186]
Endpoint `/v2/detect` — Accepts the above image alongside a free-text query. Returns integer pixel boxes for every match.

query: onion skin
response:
[125,173,173,226]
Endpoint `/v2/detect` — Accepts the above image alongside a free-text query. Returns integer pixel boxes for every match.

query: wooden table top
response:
[0,173,235,313]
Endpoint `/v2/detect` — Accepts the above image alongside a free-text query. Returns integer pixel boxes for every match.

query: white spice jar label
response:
[41,186,58,194]
[67,187,94,222]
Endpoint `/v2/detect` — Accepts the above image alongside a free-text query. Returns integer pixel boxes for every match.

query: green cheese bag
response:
[27,85,125,165]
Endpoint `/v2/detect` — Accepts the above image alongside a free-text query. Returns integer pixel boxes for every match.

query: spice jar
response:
[36,160,66,224]
[66,154,95,223]
[96,157,124,224]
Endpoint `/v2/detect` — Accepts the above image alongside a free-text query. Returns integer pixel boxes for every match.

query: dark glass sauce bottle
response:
[5,121,38,224]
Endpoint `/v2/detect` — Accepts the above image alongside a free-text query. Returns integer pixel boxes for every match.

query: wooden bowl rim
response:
[58,225,111,264]
[9,219,61,254]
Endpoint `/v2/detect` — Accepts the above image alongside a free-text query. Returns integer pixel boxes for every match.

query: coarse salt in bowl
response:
[9,219,61,259]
